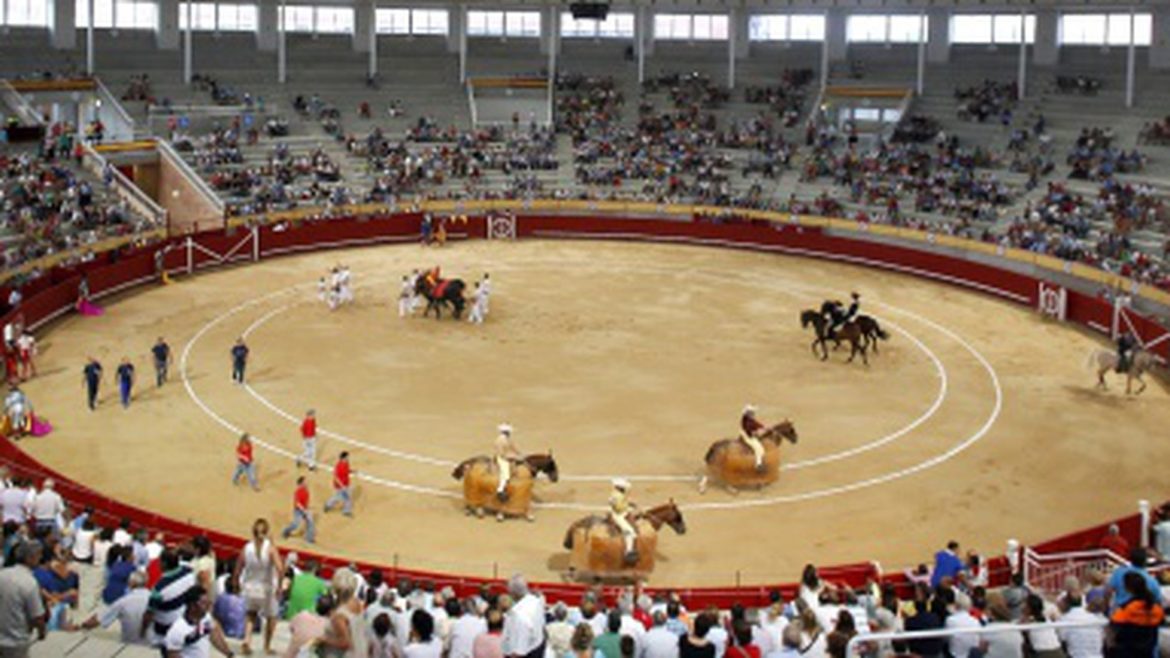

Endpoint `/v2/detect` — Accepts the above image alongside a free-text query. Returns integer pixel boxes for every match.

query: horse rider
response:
[740,405,768,472]
[494,423,522,501]
[4,386,30,437]
[424,265,442,290]
[609,478,640,565]
[825,292,861,339]
[1117,331,1138,373]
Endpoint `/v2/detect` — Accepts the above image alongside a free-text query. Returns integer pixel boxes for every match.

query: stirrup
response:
[496,490,509,502]
[623,550,640,565]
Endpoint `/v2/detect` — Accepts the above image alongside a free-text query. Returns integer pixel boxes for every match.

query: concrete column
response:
[1151,6,1170,70]
[353,0,373,53]
[732,6,749,60]
[1033,9,1059,67]
[916,11,926,95]
[825,7,847,63]
[446,1,462,53]
[636,6,646,84]
[1017,10,1027,100]
[539,5,559,57]
[156,0,179,49]
[819,12,829,90]
[1125,9,1136,108]
[50,0,78,50]
[257,0,279,52]
[727,7,737,89]
[367,0,377,79]
[183,2,192,83]
[86,0,95,74]
[636,6,653,58]
[458,4,467,83]
[926,8,950,64]
[277,0,286,83]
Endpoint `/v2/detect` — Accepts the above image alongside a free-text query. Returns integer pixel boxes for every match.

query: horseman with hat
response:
[493,423,522,501]
[739,405,768,472]
[609,478,640,564]
[824,292,861,340]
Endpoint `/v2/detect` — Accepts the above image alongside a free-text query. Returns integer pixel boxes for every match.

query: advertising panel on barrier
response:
[0,210,1164,603]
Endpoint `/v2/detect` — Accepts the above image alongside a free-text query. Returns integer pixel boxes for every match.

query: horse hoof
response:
[496,513,505,522]
[475,508,485,518]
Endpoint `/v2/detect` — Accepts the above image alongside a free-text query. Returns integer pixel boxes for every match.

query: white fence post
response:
[186,236,193,275]
[252,225,260,262]
[1141,499,1151,549]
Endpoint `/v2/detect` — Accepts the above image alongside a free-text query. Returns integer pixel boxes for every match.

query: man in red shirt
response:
[297,409,317,471]
[323,451,353,517]
[1100,524,1131,558]
[231,433,259,491]
[280,476,316,544]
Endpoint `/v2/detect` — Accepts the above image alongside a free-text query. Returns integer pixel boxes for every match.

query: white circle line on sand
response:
[175,250,1001,512]
[210,263,947,481]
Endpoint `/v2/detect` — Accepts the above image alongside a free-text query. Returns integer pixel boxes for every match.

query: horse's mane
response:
[451,456,485,480]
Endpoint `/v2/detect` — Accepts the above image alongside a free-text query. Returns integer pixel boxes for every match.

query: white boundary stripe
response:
[176,254,999,513]
[532,231,1032,304]
[206,264,950,483]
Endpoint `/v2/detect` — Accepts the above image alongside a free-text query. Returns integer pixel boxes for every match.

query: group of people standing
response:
[80,337,174,413]
[318,265,356,311]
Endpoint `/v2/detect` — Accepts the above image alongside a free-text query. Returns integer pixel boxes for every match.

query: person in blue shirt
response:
[82,357,103,410]
[930,540,964,589]
[116,358,135,409]
[1107,547,1163,610]
[151,337,171,387]
[230,338,249,384]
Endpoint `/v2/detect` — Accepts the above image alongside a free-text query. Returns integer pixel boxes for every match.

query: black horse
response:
[818,301,890,354]
[415,277,467,320]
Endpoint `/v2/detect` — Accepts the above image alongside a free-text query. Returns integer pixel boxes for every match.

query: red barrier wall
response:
[0,213,1161,607]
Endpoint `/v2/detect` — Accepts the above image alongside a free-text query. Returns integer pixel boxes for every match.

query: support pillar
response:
[50,0,78,49]
[1033,9,1059,67]
[926,8,949,64]
[368,0,377,80]
[183,2,193,84]
[1017,10,1027,100]
[825,7,847,63]
[156,0,179,49]
[277,0,287,83]
[353,0,374,54]
[458,4,467,83]
[257,0,278,51]
[86,0,95,75]
[1151,7,1170,70]
[636,6,650,84]
[915,11,926,95]
[727,7,737,89]
[1125,8,1136,108]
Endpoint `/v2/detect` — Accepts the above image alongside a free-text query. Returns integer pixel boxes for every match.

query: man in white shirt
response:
[1059,595,1105,658]
[80,571,152,644]
[945,593,983,658]
[113,519,134,547]
[449,599,488,658]
[501,575,545,658]
[640,612,679,658]
[30,479,64,535]
[0,479,31,524]
[164,585,235,658]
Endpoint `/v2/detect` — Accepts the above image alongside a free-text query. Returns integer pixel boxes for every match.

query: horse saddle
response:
[433,280,451,297]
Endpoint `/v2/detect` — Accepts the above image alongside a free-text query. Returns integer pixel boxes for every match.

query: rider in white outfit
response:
[494,424,522,501]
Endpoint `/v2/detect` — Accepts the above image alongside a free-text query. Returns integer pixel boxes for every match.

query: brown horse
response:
[699,420,798,493]
[855,315,890,354]
[452,453,559,521]
[800,309,868,365]
[563,500,686,582]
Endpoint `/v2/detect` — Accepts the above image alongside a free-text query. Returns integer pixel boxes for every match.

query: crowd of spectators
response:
[954,80,1017,124]
[1067,127,1146,180]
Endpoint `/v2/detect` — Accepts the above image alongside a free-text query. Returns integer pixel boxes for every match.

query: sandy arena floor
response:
[17,239,1170,586]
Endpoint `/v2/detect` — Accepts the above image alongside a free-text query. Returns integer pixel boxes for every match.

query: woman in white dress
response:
[233,518,284,656]
[317,568,369,658]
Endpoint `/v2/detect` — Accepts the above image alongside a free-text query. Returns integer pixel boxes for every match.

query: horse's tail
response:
[704,441,724,465]
[1085,348,1105,370]
[451,457,479,480]
[563,517,590,549]
[873,319,889,341]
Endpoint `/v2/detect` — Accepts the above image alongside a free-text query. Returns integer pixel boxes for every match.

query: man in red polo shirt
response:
[280,476,315,544]
[231,433,259,491]
[323,452,353,517]
[297,409,317,472]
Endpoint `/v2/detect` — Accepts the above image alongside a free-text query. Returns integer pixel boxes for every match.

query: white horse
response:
[1087,348,1156,395]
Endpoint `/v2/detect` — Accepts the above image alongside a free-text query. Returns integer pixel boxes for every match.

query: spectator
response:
[163,584,235,658]
[34,543,79,630]
[473,608,506,658]
[594,610,624,658]
[1021,594,1063,658]
[211,577,246,640]
[143,546,198,648]
[1098,525,1130,560]
[0,540,46,655]
[642,611,680,658]
[79,569,151,645]
[1106,571,1163,658]
[1058,593,1104,658]
[405,608,443,658]
[101,544,136,605]
[1106,548,1161,611]
[547,603,575,658]
[944,592,982,658]
[451,599,489,658]
[568,623,599,658]
[680,613,717,658]
[726,620,761,658]
[315,567,367,657]
[903,595,944,658]
[234,517,283,655]
[980,595,1023,658]
[931,541,963,588]
[285,559,329,620]
[765,625,803,658]
[502,574,545,658]
[284,592,333,658]
[824,609,856,658]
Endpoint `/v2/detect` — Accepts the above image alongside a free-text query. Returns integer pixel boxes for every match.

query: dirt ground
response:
[18,239,1170,586]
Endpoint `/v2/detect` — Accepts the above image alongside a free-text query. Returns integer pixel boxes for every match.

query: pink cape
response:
[30,416,52,437]
[77,299,104,316]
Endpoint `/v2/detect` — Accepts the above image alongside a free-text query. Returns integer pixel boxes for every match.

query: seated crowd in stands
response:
[954,80,1017,124]
[4,467,1170,658]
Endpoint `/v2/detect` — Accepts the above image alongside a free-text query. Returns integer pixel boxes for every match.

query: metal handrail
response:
[0,79,45,126]
[94,76,137,132]
[154,137,227,214]
[81,142,166,226]
[845,619,1107,658]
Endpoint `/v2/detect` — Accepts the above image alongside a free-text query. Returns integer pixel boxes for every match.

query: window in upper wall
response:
[748,15,787,42]
[410,9,446,35]
[179,2,215,30]
[654,13,728,41]
[950,14,993,44]
[3,0,50,27]
[561,11,634,38]
[846,15,886,43]
[376,8,410,34]
[76,0,112,28]
[115,1,156,28]
[788,15,825,41]
[888,15,927,43]
[467,10,539,37]
[991,14,1035,44]
[314,7,353,34]
[279,5,313,32]
[1060,13,1150,46]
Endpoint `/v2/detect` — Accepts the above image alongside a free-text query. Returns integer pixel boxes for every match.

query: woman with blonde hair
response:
[316,567,369,658]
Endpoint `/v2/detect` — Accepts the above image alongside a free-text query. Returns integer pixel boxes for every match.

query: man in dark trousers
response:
[83,357,103,411]
[151,337,171,387]
[230,338,249,384]
[116,357,135,409]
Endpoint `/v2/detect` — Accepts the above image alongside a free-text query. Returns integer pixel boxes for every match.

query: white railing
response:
[94,77,139,141]
[0,79,45,126]
[81,143,166,227]
[1023,546,1127,596]
[155,137,226,214]
[845,620,1107,658]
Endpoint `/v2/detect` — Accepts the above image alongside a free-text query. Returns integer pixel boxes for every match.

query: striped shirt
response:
[148,565,196,645]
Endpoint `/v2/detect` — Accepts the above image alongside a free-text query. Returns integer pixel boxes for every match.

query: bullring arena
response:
[11,211,1170,586]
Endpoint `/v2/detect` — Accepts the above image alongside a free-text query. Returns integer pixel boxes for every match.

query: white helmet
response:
[743,404,757,416]
[612,478,631,492]
[497,423,513,436]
